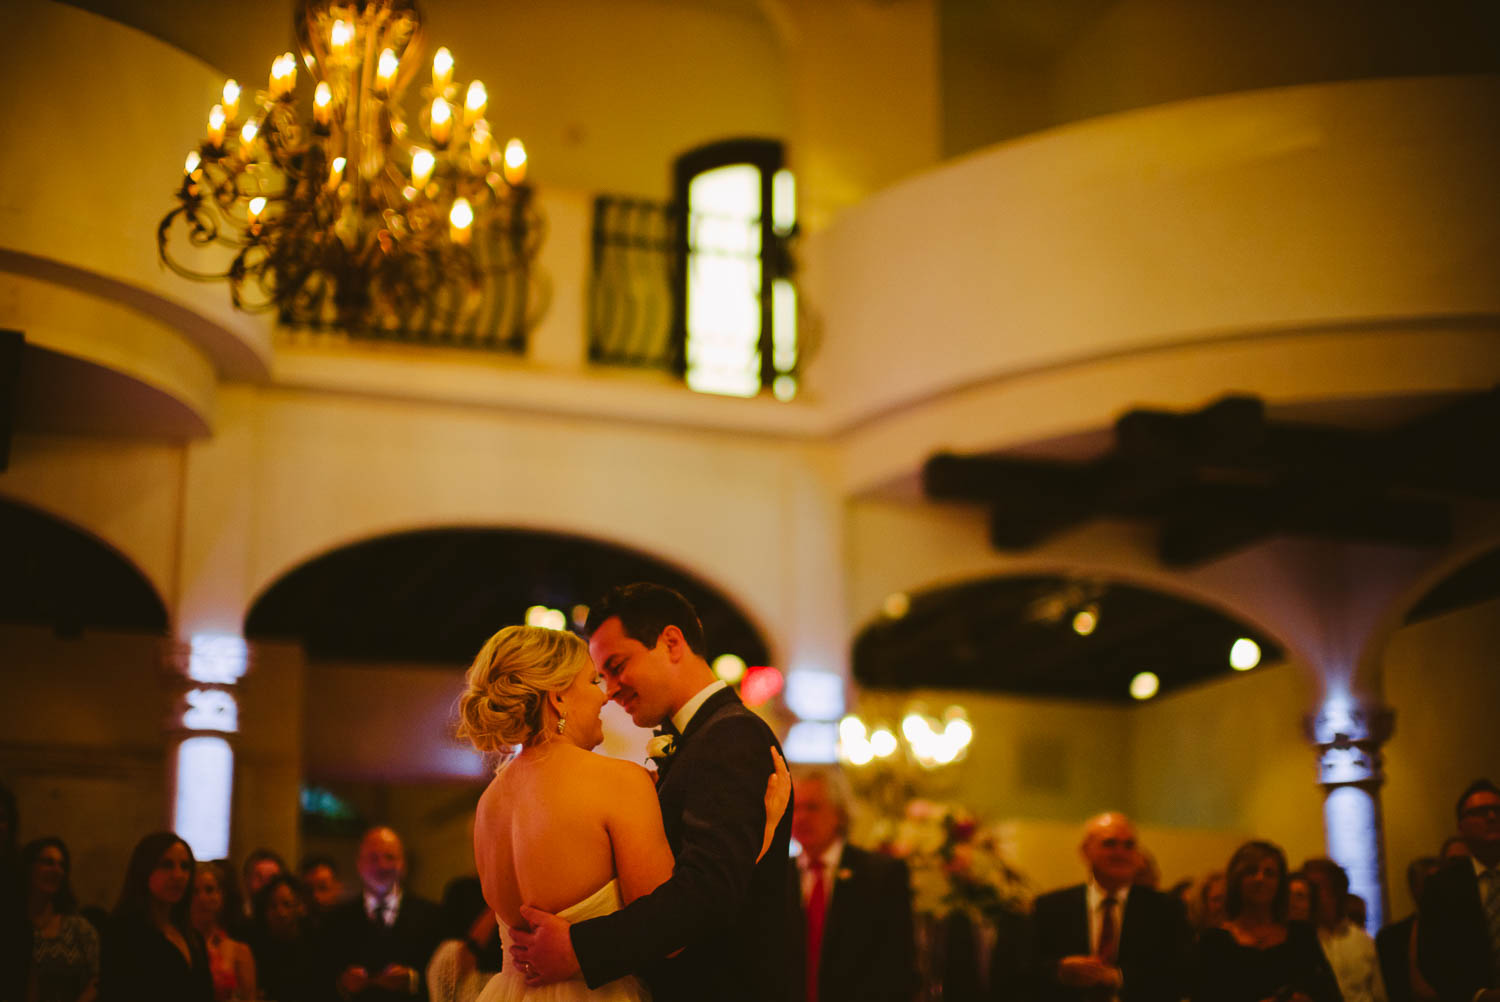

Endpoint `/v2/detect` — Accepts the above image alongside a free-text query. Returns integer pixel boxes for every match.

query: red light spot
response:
[739,666,784,707]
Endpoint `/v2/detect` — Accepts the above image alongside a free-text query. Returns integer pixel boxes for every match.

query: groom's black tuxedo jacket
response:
[571,686,795,1002]
[1028,883,1189,1002]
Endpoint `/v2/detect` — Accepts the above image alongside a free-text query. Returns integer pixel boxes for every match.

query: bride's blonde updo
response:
[457,625,593,755]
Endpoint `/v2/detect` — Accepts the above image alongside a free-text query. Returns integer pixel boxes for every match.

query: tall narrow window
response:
[673,140,798,399]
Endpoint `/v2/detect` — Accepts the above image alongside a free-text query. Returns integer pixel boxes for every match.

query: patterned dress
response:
[32,914,99,1002]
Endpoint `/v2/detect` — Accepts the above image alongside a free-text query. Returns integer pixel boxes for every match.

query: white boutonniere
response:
[646,732,676,765]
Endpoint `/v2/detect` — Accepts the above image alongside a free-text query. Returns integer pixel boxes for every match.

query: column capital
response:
[1305,700,1394,787]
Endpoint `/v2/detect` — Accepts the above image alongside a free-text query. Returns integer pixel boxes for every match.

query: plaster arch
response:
[242,518,784,666]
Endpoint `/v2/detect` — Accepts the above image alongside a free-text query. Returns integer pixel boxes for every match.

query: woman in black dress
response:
[98,832,214,1002]
[1190,840,1342,1002]
[246,873,317,1002]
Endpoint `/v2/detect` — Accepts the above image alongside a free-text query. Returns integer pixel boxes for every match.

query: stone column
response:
[1306,698,1395,933]
[163,634,250,860]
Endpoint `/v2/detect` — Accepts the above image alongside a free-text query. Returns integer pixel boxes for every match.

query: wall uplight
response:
[1230,637,1262,671]
[1129,671,1160,700]
[712,653,747,684]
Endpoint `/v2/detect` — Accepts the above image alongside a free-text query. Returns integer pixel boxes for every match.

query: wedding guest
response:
[189,862,255,1001]
[1,782,27,1002]
[99,831,214,1002]
[1376,858,1441,1002]
[1198,872,1228,933]
[249,874,317,1002]
[1029,812,1191,1002]
[1303,858,1386,1002]
[423,877,502,1002]
[320,826,441,1002]
[1416,778,1500,1002]
[1287,871,1318,924]
[788,766,916,1002]
[299,855,345,913]
[240,850,285,908]
[22,837,98,1002]
[1189,840,1341,1002]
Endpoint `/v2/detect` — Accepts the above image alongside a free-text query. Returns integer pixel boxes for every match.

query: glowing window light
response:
[784,721,839,764]
[712,653,747,685]
[771,169,796,237]
[1230,637,1262,671]
[188,634,249,684]
[784,670,844,721]
[183,688,239,733]
[1129,671,1160,700]
[740,666,784,707]
[771,277,797,385]
[174,736,233,861]
[685,164,762,398]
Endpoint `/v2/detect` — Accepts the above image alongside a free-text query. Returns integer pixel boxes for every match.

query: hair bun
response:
[457,625,591,755]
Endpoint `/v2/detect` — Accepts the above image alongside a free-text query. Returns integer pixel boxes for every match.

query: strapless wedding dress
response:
[477,879,650,1002]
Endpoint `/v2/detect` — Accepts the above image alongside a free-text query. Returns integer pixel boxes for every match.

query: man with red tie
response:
[1028,812,1190,1002]
[790,767,917,1002]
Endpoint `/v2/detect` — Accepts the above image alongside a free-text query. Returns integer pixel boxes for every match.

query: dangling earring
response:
[556,714,567,735]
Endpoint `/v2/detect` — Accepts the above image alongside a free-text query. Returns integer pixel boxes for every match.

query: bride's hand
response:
[757,747,791,862]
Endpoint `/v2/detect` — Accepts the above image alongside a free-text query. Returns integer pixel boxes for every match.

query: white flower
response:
[645,733,676,762]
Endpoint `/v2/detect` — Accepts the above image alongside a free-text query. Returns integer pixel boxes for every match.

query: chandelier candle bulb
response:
[502,138,527,186]
[313,82,332,131]
[327,156,345,191]
[206,105,226,148]
[221,80,240,123]
[270,53,296,100]
[410,148,434,188]
[329,19,352,62]
[469,121,492,162]
[429,98,452,147]
[432,47,453,91]
[448,197,473,244]
[464,81,487,125]
[247,196,266,231]
[184,151,201,177]
[375,48,398,95]
[238,120,258,160]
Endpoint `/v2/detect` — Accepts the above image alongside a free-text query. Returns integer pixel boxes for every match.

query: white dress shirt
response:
[671,680,727,734]
[1319,919,1388,1002]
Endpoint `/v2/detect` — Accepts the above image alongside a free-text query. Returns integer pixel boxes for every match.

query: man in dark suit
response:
[510,583,794,1002]
[1028,812,1189,1002]
[788,766,916,1002]
[322,825,443,1001]
[1376,856,1440,1002]
[1416,778,1500,1002]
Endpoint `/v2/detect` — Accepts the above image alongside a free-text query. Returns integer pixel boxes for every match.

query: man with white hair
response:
[1028,812,1190,1002]
[790,766,917,1002]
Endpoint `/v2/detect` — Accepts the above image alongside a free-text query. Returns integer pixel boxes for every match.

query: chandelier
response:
[158,0,545,343]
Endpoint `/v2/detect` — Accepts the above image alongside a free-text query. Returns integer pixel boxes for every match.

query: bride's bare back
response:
[474,743,673,929]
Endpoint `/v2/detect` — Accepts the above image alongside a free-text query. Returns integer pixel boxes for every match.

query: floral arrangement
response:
[870,799,1032,926]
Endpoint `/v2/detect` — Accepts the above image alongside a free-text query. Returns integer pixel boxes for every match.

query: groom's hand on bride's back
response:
[509,905,581,985]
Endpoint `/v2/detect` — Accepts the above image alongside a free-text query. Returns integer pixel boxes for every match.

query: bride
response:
[456,625,789,1001]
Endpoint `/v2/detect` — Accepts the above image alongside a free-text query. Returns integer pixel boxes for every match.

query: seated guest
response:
[320,826,441,1002]
[1029,812,1191,1002]
[1198,872,1228,934]
[189,862,255,1001]
[1303,858,1386,1002]
[300,856,346,914]
[788,766,917,1002]
[424,877,503,1002]
[99,832,214,1002]
[249,874,318,1002]
[1190,840,1341,1002]
[1287,872,1318,924]
[1416,778,1500,1002]
[1376,858,1441,1002]
[22,837,99,1002]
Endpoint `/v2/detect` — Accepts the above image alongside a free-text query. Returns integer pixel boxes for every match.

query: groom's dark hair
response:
[585,583,707,656]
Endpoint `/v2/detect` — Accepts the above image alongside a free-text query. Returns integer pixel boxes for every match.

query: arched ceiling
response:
[853,574,1281,703]
[245,527,771,667]
[0,498,168,635]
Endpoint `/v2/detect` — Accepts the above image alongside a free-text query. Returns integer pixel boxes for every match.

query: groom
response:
[509,582,794,1001]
